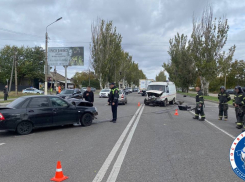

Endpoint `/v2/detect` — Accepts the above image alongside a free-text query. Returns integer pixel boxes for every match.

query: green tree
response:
[156,71,166,82]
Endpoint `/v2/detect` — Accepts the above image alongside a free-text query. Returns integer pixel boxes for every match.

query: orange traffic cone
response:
[174,109,179,116]
[50,161,69,182]
[138,102,140,107]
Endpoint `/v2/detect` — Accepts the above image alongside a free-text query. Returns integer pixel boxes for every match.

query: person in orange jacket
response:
[58,86,61,94]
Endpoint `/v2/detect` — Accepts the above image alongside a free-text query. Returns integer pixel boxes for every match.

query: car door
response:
[50,97,77,125]
[26,97,53,127]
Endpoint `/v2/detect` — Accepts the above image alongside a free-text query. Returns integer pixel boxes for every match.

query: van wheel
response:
[163,99,167,107]
[16,121,33,135]
[169,98,175,105]
[80,113,93,127]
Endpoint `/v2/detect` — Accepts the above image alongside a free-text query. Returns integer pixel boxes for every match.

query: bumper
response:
[0,121,16,131]
[144,99,162,105]
[118,99,126,103]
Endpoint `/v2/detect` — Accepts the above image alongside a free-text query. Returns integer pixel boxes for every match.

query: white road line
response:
[190,111,236,139]
[0,143,6,146]
[92,105,143,182]
[107,105,145,182]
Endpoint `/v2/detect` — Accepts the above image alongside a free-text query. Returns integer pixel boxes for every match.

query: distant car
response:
[124,89,129,95]
[0,95,98,135]
[138,90,143,94]
[57,89,84,99]
[226,89,235,95]
[127,88,133,93]
[118,89,127,105]
[83,87,96,92]
[22,88,44,94]
[99,89,110,98]
[133,88,138,92]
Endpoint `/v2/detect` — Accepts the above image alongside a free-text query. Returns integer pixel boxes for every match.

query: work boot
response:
[218,117,222,120]
[193,116,199,119]
[236,125,243,129]
[199,118,205,121]
[113,120,116,123]
[224,118,228,121]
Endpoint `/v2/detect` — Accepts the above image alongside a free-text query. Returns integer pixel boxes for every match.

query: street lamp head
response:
[56,17,62,22]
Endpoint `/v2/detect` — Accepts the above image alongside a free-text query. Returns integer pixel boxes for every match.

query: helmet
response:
[220,86,225,90]
[235,86,243,93]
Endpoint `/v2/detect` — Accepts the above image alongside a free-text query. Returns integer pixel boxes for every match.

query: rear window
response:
[28,98,49,108]
[7,97,26,108]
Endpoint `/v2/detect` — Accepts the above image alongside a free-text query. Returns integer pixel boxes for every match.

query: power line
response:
[0,28,43,38]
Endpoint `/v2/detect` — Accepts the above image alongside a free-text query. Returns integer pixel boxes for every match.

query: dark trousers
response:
[194,103,205,118]
[4,94,8,101]
[219,104,228,119]
[236,107,245,127]
[111,102,118,121]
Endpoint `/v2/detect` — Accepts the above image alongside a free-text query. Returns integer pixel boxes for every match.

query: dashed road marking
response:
[0,143,6,146]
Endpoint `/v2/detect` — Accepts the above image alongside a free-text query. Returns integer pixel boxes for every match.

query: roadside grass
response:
[177,91,233,105]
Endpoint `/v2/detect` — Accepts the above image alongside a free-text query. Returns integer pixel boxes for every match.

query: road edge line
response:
[190,111,235,139]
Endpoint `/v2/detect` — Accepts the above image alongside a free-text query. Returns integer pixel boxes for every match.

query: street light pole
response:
[45,17,62,95]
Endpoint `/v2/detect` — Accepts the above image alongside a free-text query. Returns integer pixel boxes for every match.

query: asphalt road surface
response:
[0,93,243,182]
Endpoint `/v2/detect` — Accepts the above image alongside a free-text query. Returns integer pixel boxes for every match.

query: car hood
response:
[100,92,109,94]
[57,94,72,97]
[66,98,93,107]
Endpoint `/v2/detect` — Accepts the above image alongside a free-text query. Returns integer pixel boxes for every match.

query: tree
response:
[72,72,100,89]
[156,71,166,82]
[164,33,196,92]
[190,5,235,95]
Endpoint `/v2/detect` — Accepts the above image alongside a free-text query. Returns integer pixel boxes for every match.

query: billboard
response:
[48,47,84,66]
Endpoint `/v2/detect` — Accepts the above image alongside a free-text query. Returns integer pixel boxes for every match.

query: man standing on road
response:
[218,86,231,121]
[233,86,245,129]
[193,87,205,121]
[83,86,94,104]
[108,83,119,123]
[3,85,8,101]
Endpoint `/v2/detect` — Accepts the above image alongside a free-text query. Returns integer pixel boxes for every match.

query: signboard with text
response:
[48,47,84,66]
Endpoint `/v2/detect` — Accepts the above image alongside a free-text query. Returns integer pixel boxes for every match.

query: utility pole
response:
[54,66,57,93]
[15,52,18,95]
[9,48,16,93]
[63,65,68,89]
[89,69,90,86]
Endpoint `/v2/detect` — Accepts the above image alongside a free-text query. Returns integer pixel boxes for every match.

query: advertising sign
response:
[48,47,84,66]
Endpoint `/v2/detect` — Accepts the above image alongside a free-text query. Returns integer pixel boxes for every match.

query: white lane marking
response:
[190,111,235,139]
[0,143,6,146]
[92,105,143,182]
[107,105,145,182]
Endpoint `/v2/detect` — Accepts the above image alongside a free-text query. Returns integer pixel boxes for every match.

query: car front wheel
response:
[16,121,33,135]
[80,113,93,126]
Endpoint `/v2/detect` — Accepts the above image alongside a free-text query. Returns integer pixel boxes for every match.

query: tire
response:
[169,98,175,105]
[80,113,93,127]
[163,99,167,107]
[16,121,33,135]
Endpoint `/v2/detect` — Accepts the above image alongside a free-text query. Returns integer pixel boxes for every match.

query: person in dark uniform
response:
[108,83,119,123]
[193,87,205,121]
[3,85,8,101]
[233,86,245,129]
[218,86,231,121]
[83,86,94,104]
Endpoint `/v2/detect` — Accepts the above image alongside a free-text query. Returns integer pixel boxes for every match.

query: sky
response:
[0,0,244,80]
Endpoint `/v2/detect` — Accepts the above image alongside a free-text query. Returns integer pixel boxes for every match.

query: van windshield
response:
[147,85,165,92]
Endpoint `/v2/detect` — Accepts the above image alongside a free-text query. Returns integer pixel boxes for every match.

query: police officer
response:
[233,86,245,129]
[108,83,119,123]
[218,86,231,121]
[193,87,205,121]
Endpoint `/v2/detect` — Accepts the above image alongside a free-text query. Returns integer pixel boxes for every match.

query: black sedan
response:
[57,88,84,99]
[0,95,98,135]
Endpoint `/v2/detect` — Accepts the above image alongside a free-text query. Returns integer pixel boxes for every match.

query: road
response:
[0,93,243,182]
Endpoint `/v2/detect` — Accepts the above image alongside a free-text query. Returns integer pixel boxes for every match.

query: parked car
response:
[124,88,129,95]
[118,89,127,105]
[22,88,44,94]
[57,89,84,99]
[226,89,235,95]
[83,87,96,92]
[127,88,133,93]
[133,88,138,92]
[0,95,98,135]
[99,89,110,98]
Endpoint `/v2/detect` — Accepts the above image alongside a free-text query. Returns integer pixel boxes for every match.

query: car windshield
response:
[101,89,110,92]
[147,85,165,92]
[60,90,74,94]
[7,97,25,108]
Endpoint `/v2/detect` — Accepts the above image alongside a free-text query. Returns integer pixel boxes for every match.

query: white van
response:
[144,82,176,106]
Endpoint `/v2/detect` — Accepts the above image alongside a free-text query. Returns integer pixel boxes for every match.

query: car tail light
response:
[0,113,5,121]
[121,94,124,99]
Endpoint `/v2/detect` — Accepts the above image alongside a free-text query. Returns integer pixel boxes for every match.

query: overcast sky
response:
[0,0,244,80]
